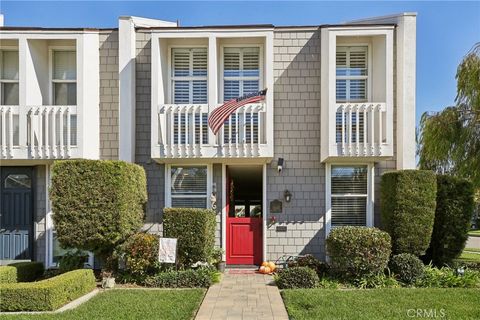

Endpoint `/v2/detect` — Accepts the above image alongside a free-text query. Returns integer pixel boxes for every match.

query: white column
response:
[395,14,417,169]
[119,17,136,162]
[208,36,217,145]
[78,32,100,159]
[265,32,274,157]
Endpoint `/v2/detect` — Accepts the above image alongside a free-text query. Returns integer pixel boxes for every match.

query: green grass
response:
[282,288,480,320]
[0,289,205,320]
[469,229,480,237]
[465,248,480,253]
[459,252,480,262]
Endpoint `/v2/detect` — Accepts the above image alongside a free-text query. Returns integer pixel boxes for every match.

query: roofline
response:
[136,24,275,31]
[0,26,116,32]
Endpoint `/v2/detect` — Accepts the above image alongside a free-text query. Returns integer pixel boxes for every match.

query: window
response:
[51,231,91,266]
[0,50,19,105]
[4,174,31,189]
[223,47,260,101]
[336,46,368,102]
[330,165,368,227]
[171,48,207,104]
[52,50,76,105]
[170,166,208,208]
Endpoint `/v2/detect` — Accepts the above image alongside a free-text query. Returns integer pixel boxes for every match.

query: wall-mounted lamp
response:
[277,158,284,173]
[284,190,292,203]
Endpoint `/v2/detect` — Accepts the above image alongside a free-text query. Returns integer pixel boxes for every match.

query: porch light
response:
[284,190,292,203]
[277,158,284,173]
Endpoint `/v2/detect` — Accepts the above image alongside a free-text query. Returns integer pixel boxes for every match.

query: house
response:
[0,12,416,267]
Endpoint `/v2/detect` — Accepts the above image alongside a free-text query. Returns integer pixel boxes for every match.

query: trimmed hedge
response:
[50,160,147,263]
[326,226,391,278]
[381,170,437,256]
[143,268,215,288]
[8,261,45,282]
[287,254,329,277]
[389,253,425,284]
[0,266,17,284]
[0,269,96,311]
[427,175,475,266]
[163,208,216,266]
[275,267,319,289]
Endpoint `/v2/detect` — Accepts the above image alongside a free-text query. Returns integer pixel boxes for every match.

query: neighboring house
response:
[0,12,416,267]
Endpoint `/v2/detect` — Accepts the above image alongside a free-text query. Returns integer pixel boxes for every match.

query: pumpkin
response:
[259,266,267,273]
[261,261,269,267]
[267,261,276,272]
[264,266,271,274]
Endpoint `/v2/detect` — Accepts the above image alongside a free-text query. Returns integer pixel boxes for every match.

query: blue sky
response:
[1,1,479,126]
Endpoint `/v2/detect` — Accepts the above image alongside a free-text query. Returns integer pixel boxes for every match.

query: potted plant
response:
[212,248,226,273]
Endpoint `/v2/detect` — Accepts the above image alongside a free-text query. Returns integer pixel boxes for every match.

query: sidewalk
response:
[195,270,289,320]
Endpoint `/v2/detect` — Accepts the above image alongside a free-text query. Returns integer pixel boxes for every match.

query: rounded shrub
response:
[50,160,147,271]
[275,267,319,289]
[119,232,159,277]
[326,226,391,278]
[380,170,437,256]
[287,254,329,277]
[389,253,425,284]
[427,175,475,266]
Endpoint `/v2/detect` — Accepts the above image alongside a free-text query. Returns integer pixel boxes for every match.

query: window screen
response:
[1,50,19,105]
[52,51,76,105]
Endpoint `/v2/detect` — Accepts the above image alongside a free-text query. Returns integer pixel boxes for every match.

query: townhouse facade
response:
[0,12,416,267]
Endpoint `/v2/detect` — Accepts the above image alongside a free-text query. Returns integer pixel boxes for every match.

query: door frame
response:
[0,166,35,262]
[221,163,267,264]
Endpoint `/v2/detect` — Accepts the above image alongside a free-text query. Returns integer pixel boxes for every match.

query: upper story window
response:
[330,165,369,227]
[223,47,260,101]
[336,46,368,102]
[171,48,207,104]
[52,50,76,105]
[0,50,19,105]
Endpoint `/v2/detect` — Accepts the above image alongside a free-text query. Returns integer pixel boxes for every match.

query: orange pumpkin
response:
[259,266,267,273]
[268,262,276,272]
[261,261,269,267]
[264,266,271,274]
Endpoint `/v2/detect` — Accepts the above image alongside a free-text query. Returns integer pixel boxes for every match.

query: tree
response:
[50,160,147,272]
[418,43,480,189]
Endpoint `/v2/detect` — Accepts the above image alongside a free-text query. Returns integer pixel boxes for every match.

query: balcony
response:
[0,105,80,160]
[152,102,272,161]
[334,102,392,157]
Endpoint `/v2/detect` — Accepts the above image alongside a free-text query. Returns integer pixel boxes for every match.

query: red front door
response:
[226,217,263,265]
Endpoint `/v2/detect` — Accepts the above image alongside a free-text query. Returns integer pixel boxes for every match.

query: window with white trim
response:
[171,48,207,104]
[336,46,368,102]
[0,50,19,105]
[223,47,260,101]
[330,165,368,227]
[52,50,77,105]
[170,165,208,208]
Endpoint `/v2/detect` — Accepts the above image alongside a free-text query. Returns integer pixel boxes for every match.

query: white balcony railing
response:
[335,102,390,157]
[154,103,269,159]
[0,105,78,160]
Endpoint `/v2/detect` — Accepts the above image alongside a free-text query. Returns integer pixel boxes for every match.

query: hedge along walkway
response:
[195,270,288,320]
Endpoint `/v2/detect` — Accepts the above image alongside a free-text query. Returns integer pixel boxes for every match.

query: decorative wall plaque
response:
[270,199,282,213]
[276,226,287,232]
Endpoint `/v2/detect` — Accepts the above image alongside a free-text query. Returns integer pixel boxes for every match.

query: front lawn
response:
[0,289,205,320]
[458,251,480,262]
[469,229,480,237]
[282,288,480,320]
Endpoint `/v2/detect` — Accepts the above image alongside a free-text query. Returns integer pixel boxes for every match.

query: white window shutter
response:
[172,48,207,104]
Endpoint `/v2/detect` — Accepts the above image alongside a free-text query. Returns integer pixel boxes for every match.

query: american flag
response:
[208,89,267,135]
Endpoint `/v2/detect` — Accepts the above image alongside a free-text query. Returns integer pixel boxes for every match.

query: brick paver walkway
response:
[195,270,289,320]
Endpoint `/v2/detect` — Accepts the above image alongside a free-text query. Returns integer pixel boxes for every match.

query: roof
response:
[0,26,115,32]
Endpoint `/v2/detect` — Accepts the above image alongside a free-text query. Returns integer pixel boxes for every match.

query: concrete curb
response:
[2,288,100,315]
